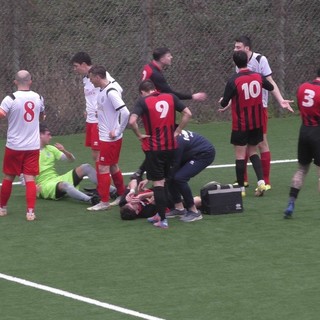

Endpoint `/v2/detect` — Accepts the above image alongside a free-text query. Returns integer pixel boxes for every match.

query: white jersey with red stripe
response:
[83,71,123,123]
[236,52,272,107]
[97,82,128,142]
[0,90,45,150]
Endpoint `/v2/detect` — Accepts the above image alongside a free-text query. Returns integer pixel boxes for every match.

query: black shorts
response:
[230,128,263,146]
[144,150,175,181]
[298,125,320,166]
[55,169,81,199]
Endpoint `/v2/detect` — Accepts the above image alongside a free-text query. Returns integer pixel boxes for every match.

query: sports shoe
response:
[153,219,168,229]
[87,202,111,211]
[241,187,246,197]
[166,208,187,218]
[233,181,249,188]
[265,184,271,191]
[0,207,8,217]
[255,183,266,197]
[147,213,161,223]
[180,211,203,222]
[90,194,101,206]
[284,201,295,219]
[110,196,121,206]
[26,211,36,221]
[83,187,99,196]
[255,184,271,193]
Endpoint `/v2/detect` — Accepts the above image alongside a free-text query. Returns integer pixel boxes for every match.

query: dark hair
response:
[70,52,92,65]
[139,79,156,93]
[317,68,320,77]
[152,47,171,61]
[120,204,137,220]
[233,50,248,68]
[40,123,49,133]
[235,36,252,49]
[88,65,107,79]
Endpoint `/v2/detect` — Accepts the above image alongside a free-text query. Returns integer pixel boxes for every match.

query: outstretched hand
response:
[281,99,294,113]
[192,92,207,101]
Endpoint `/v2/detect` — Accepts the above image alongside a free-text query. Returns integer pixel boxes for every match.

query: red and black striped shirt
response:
[297,79,320,126]
[132,92,186,151]
[220,68,274,131]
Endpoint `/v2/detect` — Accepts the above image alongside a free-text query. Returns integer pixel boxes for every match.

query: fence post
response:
[274,0,287,116]
[12,1,21,73]
[142,0,154,63]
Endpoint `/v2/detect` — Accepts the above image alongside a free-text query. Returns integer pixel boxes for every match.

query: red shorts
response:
[85,122,100,150]
[3,147,40,176]
[99,139,122,166]
[262,108,268,134]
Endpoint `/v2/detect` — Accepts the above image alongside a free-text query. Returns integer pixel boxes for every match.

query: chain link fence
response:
[0,0,319,136]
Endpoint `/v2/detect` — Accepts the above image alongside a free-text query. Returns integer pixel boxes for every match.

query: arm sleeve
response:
[172,94,188,112]
[131,98,144,117]
[220,79,236,107]
[0,96,13,113]
[117,106,130,135]
[259,56,272,77]
[262,76,274,91]
[151,73,192,100]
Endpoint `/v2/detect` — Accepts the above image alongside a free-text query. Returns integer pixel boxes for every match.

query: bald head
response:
[14,70,32,89]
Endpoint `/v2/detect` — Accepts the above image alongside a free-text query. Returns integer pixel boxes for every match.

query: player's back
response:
[140,92,177,151]
[297,80,320,126]
[2,90,44,150]
[232,70,264,131]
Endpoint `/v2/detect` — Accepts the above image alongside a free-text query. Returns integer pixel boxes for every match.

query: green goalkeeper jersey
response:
[36,145,63,185]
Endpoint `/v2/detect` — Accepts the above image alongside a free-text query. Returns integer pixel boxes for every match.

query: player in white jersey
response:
[234,36,294,190]
[71,51,123,163]
[0,70,45,221]
[86,65,129,211]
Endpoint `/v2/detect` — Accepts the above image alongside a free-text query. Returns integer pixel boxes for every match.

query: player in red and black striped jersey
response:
[284,69,320,218]
[129,80,192,228]
[233,36,294,189]
[220,67,273,132]
[141,47,207,102]
[220,50,274,197]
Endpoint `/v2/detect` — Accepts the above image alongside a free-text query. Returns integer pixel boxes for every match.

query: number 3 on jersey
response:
[242,80,261,100]
[155,100,169,118]
[302,89,315,107]
[24,101,35,122]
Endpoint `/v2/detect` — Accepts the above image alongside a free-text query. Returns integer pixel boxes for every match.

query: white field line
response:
[0,159,298,317]
[7,158,298,186]
[0,273,166,320]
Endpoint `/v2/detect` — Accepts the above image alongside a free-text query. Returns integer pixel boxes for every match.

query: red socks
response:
[261,151,271,185]
[26,181,37,212]
[0,179,12,207]
[111,170,125,196]
[97,173,111,202]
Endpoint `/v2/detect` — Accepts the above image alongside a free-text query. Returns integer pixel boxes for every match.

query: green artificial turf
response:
[2,115,320,320]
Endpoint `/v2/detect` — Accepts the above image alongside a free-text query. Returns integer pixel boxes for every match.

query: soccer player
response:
[141,47,207,101]
[234,36,294,189]
[129,79,192,229]
[0,70,45,221]
[165,130,215,222]
[220,50,274,197]
[87,65,129,211]
[71,52,123,164]
[35,124,114,205]
[284,68,320,218]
